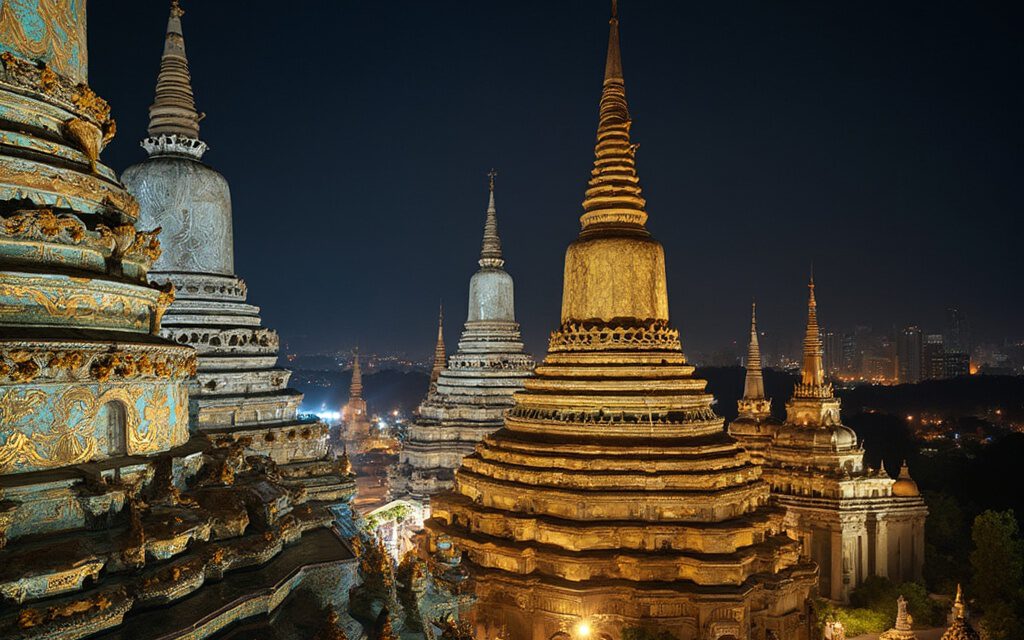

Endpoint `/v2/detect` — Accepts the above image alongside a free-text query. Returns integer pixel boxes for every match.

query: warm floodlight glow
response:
[574,621,592,638]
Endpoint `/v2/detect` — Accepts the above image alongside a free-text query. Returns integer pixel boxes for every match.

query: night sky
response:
[89,1,1022,359]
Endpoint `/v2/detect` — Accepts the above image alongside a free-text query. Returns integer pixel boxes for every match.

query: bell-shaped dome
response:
[892,461,921,497]
[122,157,234,275]
[467,268,515,322]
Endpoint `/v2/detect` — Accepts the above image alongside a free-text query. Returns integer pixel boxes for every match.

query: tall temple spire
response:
[561,0,668,324]
[797,273,828,392]
[145,0,204,149]
[737,301,772,420]
[743,302,766,400]
[580,0,647,230]
[350,349,363,399]
[479,169,504,268]
[431,304,446,385]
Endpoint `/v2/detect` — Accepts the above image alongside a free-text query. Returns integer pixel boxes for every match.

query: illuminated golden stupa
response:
[427,3,817,638]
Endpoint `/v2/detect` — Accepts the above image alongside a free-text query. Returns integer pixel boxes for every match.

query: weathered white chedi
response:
[729,281,928,602]
[122,3,350,500]
[394,174,535,507]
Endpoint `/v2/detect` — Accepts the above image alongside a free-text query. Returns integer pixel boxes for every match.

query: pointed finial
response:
[171,0,184,18]
[796,272,827,392]
[479,170,505,268]
[738,298,770,418]
[431,304,447,386]
[611,0,618,20]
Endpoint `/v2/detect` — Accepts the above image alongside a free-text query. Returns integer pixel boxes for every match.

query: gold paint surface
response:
[560,234,669,323]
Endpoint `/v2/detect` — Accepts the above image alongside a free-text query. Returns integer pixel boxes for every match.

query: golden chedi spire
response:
[793,272,834,400]
[580,0,646,230]
[940,584,980,640]
[785,274,843,426]
[428,2,816,636]
[147,1,203,142]
[431,304,446,386]
[737,301,772,420]
[561,0,668,324]
[479,169,504,268]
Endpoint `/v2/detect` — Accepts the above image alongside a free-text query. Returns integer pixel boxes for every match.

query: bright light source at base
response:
[574,621,591,638]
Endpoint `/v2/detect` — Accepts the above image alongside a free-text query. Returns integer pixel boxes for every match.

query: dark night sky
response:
[88,1,1023,360]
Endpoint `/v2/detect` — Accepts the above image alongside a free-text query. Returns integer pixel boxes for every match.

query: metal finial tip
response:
[487,168,497,191]
[611,0,618,20]
[171,0,184,18]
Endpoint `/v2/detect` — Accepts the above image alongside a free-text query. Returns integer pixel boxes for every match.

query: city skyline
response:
[86,1,1023,356]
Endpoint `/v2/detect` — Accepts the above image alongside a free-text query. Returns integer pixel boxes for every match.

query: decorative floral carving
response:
[0,209,87,244]
[96,224,162,266]
[0,345,195,384]
[548,320,682,353]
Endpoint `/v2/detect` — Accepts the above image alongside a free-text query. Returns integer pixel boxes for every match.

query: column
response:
[874,517,889,579]
[831,527,843,601]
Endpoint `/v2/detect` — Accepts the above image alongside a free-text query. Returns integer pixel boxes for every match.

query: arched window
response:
[98,401,127,456]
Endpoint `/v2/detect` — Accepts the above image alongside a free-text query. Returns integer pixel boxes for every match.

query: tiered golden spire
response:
[743,302,766,401]
[148,0,202,139]
[560,0,668,324]
[737,301,772,420]
[794,273,831,399]
[479,170,504,268]
[430,304,446,385]
[350,349,363,399]
[579,0,647,230]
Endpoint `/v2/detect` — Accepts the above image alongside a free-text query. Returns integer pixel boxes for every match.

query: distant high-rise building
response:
[841,332,859,375]
[945,307,971,355]
[823,328,841,376]
[944,351,970,378]
[923,334,946,380]
[897,326,923,384]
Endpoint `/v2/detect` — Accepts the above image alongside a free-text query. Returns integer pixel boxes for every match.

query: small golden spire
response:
[738,300,771,420]
[799,272,827,390]
[743,301,766,401]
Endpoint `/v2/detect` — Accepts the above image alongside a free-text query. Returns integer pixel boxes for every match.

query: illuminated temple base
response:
[463,565,815,640]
